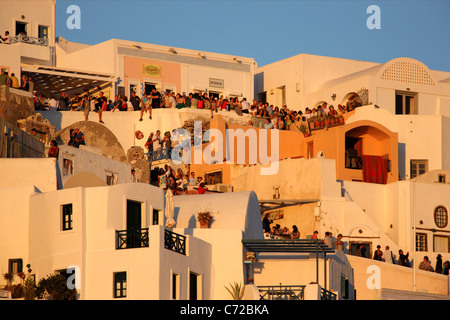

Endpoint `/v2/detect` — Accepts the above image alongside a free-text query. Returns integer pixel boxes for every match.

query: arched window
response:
[434,206,448,228]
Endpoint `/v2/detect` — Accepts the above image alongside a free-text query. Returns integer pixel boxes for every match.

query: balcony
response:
[10,35,49,46]
[115,227,149,249]
[145,148,172,162]
[9,35,50,62]
[257,285,337,300]
[164,229,186,255]
[258,285,305,300]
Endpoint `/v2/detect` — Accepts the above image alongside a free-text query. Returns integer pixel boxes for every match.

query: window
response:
[38,25,48,39]
[205,171,222,185]
[415,233,427,251]
[189,272,199,300]
[395,91,418,115]
[433,235,450,253]
[63,158,73,176]
[172,273,179,300]
[152,209,159,225]
[114,272,127,298]
[62,204,73,231]
[434,206,448,228]
[106,171,117,185]
[8,259,23,274]
[410,159,428,178]
[340,275,349,299]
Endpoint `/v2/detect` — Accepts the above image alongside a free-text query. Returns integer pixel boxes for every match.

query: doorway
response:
[127,200,142,248]
[16,21,28,35]
[145,82,157,95]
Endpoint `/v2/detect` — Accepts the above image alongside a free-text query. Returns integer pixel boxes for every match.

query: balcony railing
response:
[164,229,186,255]
[321,287,337,300]
[10,35,49,46]
[258,285,306,300]
[116,228,149,249]
[145,148,172,162]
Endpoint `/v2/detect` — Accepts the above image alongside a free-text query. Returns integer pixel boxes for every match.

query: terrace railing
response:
[145,148,172,162]
[116,227,149,249]
[321,287,337,300]
[10,35,49,46]
[258,285,306,300]
[164,229,186,255]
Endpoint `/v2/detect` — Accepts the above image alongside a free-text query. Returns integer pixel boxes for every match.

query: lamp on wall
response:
[331,93,336,101]
[233,57,241,63]
[198,52,206,59]
[168,48,177,54]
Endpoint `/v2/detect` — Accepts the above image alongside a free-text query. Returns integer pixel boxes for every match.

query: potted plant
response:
[299,123,310,137]
[224,282,245,300]
[197,210,214,228]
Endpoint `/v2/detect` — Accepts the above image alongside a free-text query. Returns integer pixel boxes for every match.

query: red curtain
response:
[362,155,388,184]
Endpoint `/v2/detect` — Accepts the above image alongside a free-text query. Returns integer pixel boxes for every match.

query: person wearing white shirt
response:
[48,96,58,111]
[382,246,394,263]
[241,98,250,114]
[130,169,138,183]
[153,130,161,151]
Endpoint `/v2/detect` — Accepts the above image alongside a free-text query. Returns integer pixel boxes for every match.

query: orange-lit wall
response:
[190,116,398,185]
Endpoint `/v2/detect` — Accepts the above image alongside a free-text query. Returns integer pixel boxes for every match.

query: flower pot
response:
[199,220,210,228]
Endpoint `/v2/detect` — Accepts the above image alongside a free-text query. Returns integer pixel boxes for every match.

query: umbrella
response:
[165,189,176,228]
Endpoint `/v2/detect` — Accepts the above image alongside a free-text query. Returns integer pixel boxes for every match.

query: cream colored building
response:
[55,37,256,102]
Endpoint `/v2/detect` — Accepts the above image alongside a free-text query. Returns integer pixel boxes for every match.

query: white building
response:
[0,0,56,77]
[255,54,450,116]
[55,37,256,102]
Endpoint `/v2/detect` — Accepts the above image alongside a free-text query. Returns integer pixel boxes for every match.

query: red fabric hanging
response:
[362,155,388,184]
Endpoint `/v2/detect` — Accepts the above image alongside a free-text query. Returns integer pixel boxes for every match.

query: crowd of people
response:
[10,75,361,131]
[261,217,450,274]
[149,164,208,196]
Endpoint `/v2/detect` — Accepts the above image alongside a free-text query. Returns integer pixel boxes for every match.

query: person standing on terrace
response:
[175,93,185,109]
[0,69,9,119]
[139,93,152,121]
[97,91,107,124]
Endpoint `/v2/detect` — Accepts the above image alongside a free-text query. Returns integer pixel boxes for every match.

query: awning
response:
[259,199,319,213]
[21,65,118,97]
[242,239,334,291]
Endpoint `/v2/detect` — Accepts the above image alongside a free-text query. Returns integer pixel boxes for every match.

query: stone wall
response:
[3,88,35,125]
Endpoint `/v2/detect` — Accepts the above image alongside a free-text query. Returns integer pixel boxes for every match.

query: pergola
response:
[259,199,319,213]
[242,239,335,292]
[21,65,118,98]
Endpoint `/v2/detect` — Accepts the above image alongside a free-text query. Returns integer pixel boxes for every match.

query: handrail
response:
[115,227,149,249]
[258,285,306,300]
[10,35,49,46]
[321,287,337,300]
[144,148,172,162]
[164,229,186,255]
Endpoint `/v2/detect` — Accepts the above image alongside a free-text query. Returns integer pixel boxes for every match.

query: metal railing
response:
[10,35,49,46]
[116,228,149,249]
[258,285,306,300]
[321,287,337,300]
[164,229,186,255]
[145,148,172,162]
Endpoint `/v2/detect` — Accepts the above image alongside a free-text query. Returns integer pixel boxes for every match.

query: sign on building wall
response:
[209,78,224,89]
[142,64,163,77]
